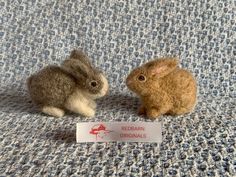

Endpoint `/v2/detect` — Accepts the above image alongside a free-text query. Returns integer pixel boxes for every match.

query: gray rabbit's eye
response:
[90,80,98,87]
[137,74,146,82]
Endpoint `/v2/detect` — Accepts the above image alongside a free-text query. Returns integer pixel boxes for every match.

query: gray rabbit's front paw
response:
[42,106,65,118]
[65,94,96,118]
[88,100,97,109]
[83,107,95,118]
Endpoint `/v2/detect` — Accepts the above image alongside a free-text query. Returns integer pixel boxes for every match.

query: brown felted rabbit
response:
[27,49,109,118]
[126,58,197,119]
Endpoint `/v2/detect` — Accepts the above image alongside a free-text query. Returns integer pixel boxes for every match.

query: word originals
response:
[120,133,147,138]
[121,126,145,131]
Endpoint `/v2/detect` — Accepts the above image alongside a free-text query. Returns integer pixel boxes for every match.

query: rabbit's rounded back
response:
[27,66,76,108]
[166,68,197,109]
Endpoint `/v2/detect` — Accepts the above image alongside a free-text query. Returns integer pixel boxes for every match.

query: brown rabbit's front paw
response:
[146,109,161,120]
[138,106,146,115]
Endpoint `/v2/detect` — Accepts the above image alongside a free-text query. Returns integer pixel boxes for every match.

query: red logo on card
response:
[89,124,113,140]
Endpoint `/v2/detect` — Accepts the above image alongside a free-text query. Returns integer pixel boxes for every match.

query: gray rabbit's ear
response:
[62,59,90,79]
[149,58,179,77]
[69,49,92,67]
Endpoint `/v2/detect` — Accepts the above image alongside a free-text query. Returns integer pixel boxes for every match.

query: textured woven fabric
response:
[0,0,235,176]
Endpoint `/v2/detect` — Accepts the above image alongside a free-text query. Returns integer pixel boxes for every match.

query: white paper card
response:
[76,122,162,143]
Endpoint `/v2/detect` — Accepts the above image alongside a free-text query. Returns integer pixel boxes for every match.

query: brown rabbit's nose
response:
[126,79,132,86]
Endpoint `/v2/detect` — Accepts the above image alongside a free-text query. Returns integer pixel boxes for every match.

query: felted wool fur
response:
[27,50,109,118]
[126,58,197,119]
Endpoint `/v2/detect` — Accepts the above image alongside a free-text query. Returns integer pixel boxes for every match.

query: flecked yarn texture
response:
[0,0,235,176]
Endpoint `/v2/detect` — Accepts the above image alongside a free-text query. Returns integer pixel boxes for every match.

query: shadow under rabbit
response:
[97,93,141,115]
[0,87,144,119]
[0,88,39,115]
[46,128,76,144]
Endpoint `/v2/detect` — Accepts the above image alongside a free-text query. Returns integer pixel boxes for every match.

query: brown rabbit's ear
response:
[69,49,92,67]
[149,58,179,77]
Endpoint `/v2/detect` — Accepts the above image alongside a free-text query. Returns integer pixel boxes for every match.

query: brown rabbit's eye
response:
[90,81,98,87]
[137,75,146,82]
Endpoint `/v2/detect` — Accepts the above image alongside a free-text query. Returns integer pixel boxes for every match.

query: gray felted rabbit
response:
[27,50,109,118]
